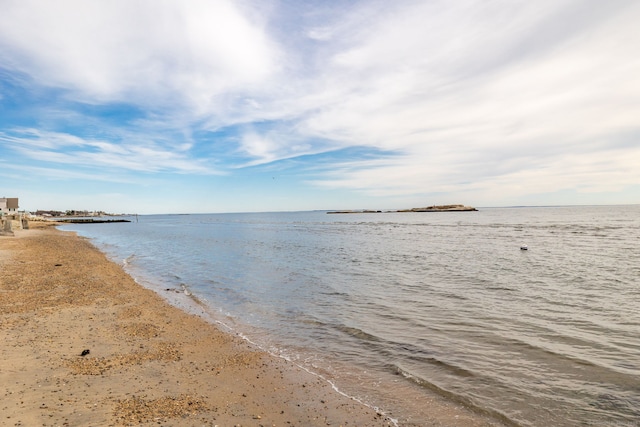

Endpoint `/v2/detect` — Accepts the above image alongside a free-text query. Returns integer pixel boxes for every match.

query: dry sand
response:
[1,225,503,426]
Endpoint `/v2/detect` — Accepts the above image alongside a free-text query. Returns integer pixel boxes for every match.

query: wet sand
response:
[1,225,502,426]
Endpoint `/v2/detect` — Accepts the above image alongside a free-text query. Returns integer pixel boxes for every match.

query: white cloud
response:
[0,0,279,110]
[238,132,278,164]
[287,0,640,200]
[0,129,219,175]
[1,0,638,206]
[1,162,142,184]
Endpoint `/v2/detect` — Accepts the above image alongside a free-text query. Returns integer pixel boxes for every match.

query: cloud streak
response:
[0,129,218,175]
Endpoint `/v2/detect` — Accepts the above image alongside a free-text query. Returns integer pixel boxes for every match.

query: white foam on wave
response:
[233,328,399,427]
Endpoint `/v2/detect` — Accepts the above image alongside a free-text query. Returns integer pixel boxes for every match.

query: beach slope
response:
[1,226,501,426]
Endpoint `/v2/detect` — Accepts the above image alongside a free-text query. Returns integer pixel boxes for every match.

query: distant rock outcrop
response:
[327,204,477,214]
[400,204,477,212]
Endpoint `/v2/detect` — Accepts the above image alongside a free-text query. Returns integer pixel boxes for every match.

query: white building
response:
[0,197,19,215]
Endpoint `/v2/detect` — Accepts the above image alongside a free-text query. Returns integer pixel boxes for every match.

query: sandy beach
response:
[1,225,502,426]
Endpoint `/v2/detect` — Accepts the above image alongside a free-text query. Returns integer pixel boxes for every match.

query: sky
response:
[1,0,639,214]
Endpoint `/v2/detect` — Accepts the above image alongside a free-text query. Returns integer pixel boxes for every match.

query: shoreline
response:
[1,225,503,426]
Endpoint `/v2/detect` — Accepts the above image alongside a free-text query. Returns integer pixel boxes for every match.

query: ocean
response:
[60,205,640,426]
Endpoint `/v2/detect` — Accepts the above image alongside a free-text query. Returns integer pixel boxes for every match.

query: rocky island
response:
[327,204,477,214]
[399,204,477,212]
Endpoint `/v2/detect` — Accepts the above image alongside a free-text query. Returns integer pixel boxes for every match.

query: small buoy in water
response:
[520,245,528,250]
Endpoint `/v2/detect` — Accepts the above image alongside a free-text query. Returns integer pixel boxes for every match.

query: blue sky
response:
[1,0,638,214]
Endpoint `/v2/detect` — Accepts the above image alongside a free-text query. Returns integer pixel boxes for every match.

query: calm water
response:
[61,206,640,426]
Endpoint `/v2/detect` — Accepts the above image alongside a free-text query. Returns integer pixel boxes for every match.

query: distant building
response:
[0,197,19,215]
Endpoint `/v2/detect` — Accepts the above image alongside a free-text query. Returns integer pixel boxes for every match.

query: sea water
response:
[60,205,640,426]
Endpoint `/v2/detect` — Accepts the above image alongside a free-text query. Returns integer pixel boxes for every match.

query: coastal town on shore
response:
[1,197,136,234]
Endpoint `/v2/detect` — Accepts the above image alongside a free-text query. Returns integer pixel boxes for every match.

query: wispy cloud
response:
[285,0,640,198]
[0,161,144,184]
[0,129,219,175]
[0,0,638,211]
[0,0,279,110]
